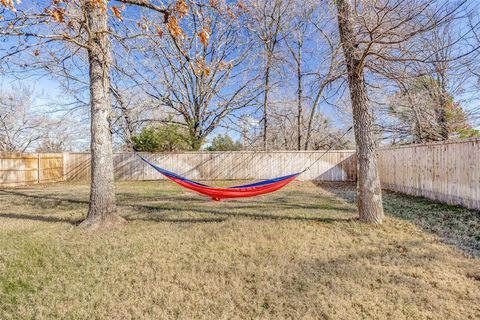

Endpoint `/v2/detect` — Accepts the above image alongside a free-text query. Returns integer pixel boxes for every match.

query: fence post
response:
[37,153,40,184]
[62,153,66,181]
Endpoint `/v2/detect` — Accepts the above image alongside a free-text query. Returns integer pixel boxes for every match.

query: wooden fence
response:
[64,151,357,182]
[377,138,480,211]
[0,153,64,187]
[1,140,479,211]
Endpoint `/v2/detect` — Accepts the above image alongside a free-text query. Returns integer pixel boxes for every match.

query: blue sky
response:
[1,0,479,149]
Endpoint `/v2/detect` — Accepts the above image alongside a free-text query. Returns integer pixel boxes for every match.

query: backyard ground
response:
[0,180,479,319]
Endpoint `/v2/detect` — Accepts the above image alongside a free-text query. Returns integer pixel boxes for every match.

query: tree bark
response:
[435,64,450,141]
[304,83,325,150]
[263,55,272,151]
[80,3,123,228]
[436,85,449,140]
[296,44,303,151]
[336,0,384,224]
[188,120,203,151]
[112,90,136,151]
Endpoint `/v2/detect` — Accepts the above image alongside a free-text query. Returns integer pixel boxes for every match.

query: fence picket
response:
[2,139,479,210]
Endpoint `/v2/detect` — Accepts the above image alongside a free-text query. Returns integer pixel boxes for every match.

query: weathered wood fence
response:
[0,153,64,187]
[377,138,480,211]
[1,139,479,210]
[0,151,356,185]
[64,151,357,182]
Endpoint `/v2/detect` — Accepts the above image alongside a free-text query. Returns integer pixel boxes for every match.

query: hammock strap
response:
[300,126,353,174]
[133,126,353,180]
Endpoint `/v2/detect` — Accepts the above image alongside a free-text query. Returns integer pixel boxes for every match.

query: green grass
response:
[0,181,479,319]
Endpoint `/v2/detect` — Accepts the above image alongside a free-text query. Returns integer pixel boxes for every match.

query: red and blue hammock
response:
[139,156,301,201]
[136,128,351,201]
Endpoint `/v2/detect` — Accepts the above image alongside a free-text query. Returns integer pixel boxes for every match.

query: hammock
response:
[138,127,352,201]
[139,156,300,201]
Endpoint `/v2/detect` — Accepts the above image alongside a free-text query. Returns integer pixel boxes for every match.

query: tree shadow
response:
[0,188,356,225]
[124,216,228,224]
[313,181,480,258]
[127,204,355,224]
[0,213,79,224]
[233,201,356,212]
[312,181,357,203]
[0,189,89,205]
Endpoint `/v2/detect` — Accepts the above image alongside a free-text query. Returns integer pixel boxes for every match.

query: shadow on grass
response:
[0,212,228,225]
[0,190,89,205]
[125,216,229,224]
[0,189,355,225]
[314,181,480,258]
[0,190,355,224]
[0,213,78,224]
[126,204,355,224]
[280,240,473,310]
[226,201,356,212]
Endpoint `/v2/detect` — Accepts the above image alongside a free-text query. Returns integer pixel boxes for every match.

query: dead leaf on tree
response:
[174,0,189,19]
[111,6,123,21]
[45,8,65,23]
[197,28,210,47]
[90,0,108,12]
[155,25,164,37]
[167,15,185,38]
[0,0,16,12]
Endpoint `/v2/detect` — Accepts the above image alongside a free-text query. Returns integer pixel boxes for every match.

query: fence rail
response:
[0,153,63,187]
[1,150,357,186]
[64,151,357,182]
[377,138,480,210]
[1,139,479,211]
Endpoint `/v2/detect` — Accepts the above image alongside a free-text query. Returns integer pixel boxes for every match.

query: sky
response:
[1,0,479,151]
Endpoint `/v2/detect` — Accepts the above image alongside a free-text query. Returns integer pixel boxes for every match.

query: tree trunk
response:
[190,136,203,151]
[336,0,384,224]
[263,55,272,151]
[304,84,325,150]
[402,83,425,143]
[188,121,203,150]
[296,44,303,151]
[114,93,136,151]
[80,3,123,228]
[436,68,450,141]
[437,89,449,140]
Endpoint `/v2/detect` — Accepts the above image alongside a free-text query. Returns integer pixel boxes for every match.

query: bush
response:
[132,124,190,152]
[207,134,242,151]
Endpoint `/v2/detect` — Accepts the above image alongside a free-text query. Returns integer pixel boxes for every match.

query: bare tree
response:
[372,7,480,144]
[1,0,217,227]
[0,1,118,226]
[0,0,171,228]
[0,83,88,152]
[0,85,47,152]
[335,0,384,223]
[265,97,352,150]
[36,117,89,152]
[117,1,258,150]
[283,1,343,150]
[416,19,480,140]
[334,0,463,223]
[110,83,161,151]
[383,74,478,143]
[247,0,292,150]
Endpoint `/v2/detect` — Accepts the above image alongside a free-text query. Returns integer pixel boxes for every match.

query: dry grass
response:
[0,181,479,319]
[320,182,480,257]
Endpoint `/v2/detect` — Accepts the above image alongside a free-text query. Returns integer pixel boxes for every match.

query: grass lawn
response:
[0,181,479,319]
